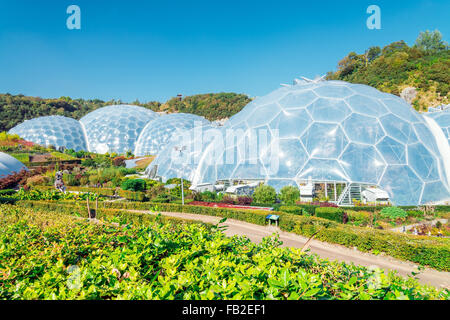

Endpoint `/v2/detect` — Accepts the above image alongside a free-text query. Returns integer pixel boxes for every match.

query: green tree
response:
[253,184,277,204]
[415,30,448,53]
[279,186,300,205]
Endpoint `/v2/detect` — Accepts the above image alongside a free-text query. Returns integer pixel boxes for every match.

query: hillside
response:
[0,93,250,132]
[327,30,449,111]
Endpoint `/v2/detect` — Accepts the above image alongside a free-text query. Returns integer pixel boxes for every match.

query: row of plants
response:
[16,200,450,271]
[0,204,447,300]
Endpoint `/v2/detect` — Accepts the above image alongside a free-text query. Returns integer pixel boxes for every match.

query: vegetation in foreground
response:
[0,205,447,300]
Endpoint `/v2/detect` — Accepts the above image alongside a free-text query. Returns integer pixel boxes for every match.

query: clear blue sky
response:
[0,0,448,102]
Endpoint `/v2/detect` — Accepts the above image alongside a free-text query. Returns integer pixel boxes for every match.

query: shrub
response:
[346,210,372,224]
[200,191,217,202]
[315,207,344,223]
[380,207,407,220]
[279,206,303,215]
[279,186,300,205]
[222,195,235,204]
[236,196,253,206]
[121,179,146,192]
[26,175,48,187]
[112,156,126,167]
[253,185,277,204]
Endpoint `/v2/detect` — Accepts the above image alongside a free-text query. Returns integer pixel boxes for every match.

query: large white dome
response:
[151,80,450,206]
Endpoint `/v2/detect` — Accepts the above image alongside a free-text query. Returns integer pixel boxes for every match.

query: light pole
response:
[174,145,187,205]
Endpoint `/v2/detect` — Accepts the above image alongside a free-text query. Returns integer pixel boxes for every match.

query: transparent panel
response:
[297,159,349,181]
[342,113,384,144]
[421,181,450,204]
[313,84,354,98]
[407,143,440,182]
[380,114,418,144]
[379,165,423,206]
[269,109,312,139]
[278,89,317,110]
[376,137,406,164]
[307,98,351,122]
[301,123,348,158]
[340,143,386,184]
[381,98,421,123]
[266,179,298,192]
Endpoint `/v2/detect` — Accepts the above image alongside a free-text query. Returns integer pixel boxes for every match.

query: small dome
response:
[0,152,28,178]
[9,115,87,151]
[134,113,210,156]
[80,105,159,154]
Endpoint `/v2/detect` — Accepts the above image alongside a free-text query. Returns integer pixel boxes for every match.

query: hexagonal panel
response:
[342,113,384,144]
[381,98,421,123]
[264,138,308,178]
[379,114,418,144]
[269,108,312,139]
[277,89,318,110]
[345,94,389,117]
[379,165,423,206]
[301,123,348,158]
[297,159,349,181]
[246,103,282,128]
[376,136,406,164]
[307,98,351,122]
[313,83,354,98]
[340,143,386,184]
[407,143,440,182]
[421,181,450,204]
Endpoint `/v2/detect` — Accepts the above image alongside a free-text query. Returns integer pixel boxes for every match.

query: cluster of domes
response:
[9,105,210,155]
[8,80,450,205]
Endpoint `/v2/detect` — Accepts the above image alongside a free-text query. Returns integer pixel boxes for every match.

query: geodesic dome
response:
[8,116,88,151]
[188,80,450,206]
[134,113,210,156]
[80,105,159,154]
[0,152,28,178]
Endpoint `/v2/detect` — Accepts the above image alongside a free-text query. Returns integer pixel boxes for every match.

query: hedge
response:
[315,207,344,223]
[278,214,450,271]
[279,206,304,215]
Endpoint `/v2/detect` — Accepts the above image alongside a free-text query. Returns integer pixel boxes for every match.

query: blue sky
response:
[0,0,448,102]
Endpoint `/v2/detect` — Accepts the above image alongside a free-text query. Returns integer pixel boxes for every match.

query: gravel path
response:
[128,209,450,289]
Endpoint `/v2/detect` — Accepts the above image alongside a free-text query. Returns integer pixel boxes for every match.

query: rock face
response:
[400,87,417,104]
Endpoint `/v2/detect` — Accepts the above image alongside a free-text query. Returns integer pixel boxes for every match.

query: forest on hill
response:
[327,30,449,111]
[0,92,250,132]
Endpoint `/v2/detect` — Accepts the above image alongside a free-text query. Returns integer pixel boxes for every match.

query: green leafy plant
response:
[253,185,277,204]
[279,186,300,205]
